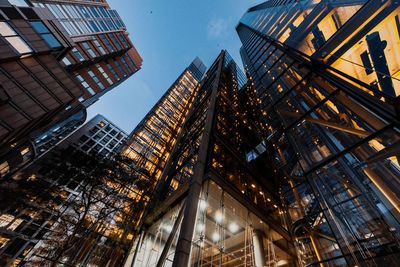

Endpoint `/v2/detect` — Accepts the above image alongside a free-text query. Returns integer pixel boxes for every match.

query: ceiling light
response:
[197,223,205,232]
[215,211,224,223]
[228,222,239,233]
[199,199,208,211]
[212,232,220,242]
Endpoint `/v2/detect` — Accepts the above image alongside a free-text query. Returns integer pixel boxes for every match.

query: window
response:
[107,63,119,80]
[121,56,132,72]
[8,0,29,7]
[82,42,96,58]
[96,64,113,85]
[79,135,89,144]
[117,32,129,48]
[76,74,95,95]
[72,48,84,61]
[100,34,114,52]
[88,70,105,90]
[110,33,122,50]
[93,39,106,55]
[61,56,71,66]
[114,60,127,77]
[30,21,61,48]
[0,161,10,177]
[0,22,32,54]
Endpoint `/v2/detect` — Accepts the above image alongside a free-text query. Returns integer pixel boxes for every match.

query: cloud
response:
[207,18,229,39]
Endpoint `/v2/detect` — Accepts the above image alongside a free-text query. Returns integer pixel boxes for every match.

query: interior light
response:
[228,222,239,233]
[199,199,208,211]
[215,211,224,223]
[212,232,220,242]
[197,223,205,232]
[162,224,173,233]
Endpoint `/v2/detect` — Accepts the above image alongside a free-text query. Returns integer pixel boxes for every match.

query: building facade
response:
[122,57,206,194]
[58,114,128,158]
[0,0,142,178]
[0,58,205,267]
[0,0,82,176]
[30,0,143,107]
[124,51,297,267]
[237,0,400,265]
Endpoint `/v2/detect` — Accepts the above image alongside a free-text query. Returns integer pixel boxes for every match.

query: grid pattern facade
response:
[29,0,143,106]
[122,59,205,188]
[71,114,127,157]
[237,0,400,265]
[126,51,297,267]
[0,0,142,178]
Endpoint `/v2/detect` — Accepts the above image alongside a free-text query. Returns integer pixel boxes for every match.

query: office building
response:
[122,57,206,192]
[59,114,128,158]
[0,0,82,176]
[236,0,400,265]
[30,0,143,107]
[0,58,205,267]
[0,0,142,178]
[125,51,297,267]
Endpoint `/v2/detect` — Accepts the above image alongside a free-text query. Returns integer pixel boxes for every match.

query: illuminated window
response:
[0,22,32,54]
[0,161,10,177]
[30,21,61,48]
[20,147,30,156]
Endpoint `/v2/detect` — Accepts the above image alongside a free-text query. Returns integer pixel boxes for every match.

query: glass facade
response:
[32,1,125,36]
[75,115,127,157]
[122,59,205,190]
[237,0,400,265]
[126,51,298,267]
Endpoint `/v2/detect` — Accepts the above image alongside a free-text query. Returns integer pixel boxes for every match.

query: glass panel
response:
[8,0,29,7]
[31,21,49,34]
[42,33,61,48]
[190,181,295,267]
[6,36,32,54]
[0,22,16,36]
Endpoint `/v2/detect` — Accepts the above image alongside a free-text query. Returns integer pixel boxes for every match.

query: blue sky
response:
[87,0,261,133]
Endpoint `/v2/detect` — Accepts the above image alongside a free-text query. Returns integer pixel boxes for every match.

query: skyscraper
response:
[0,0,142,178]
[125,51,297,267]
[0,58,205,267]
[236,0,400,265]
[122,57,206,191]
[30,0,143,107]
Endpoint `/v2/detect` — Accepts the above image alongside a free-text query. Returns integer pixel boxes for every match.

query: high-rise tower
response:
[125,51,297,267]
[0,0,142,178]
[237,0,400,265]
[0,58,205,267]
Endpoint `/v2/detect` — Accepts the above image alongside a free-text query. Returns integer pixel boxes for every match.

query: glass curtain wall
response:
[237,21,400,266]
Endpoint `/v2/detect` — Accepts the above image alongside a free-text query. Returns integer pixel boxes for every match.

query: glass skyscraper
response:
[236,0,400,265]
[1,0,399,266]
[0,0,142,178]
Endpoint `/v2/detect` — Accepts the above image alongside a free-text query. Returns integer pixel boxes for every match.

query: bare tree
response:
[0,147,152,267]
